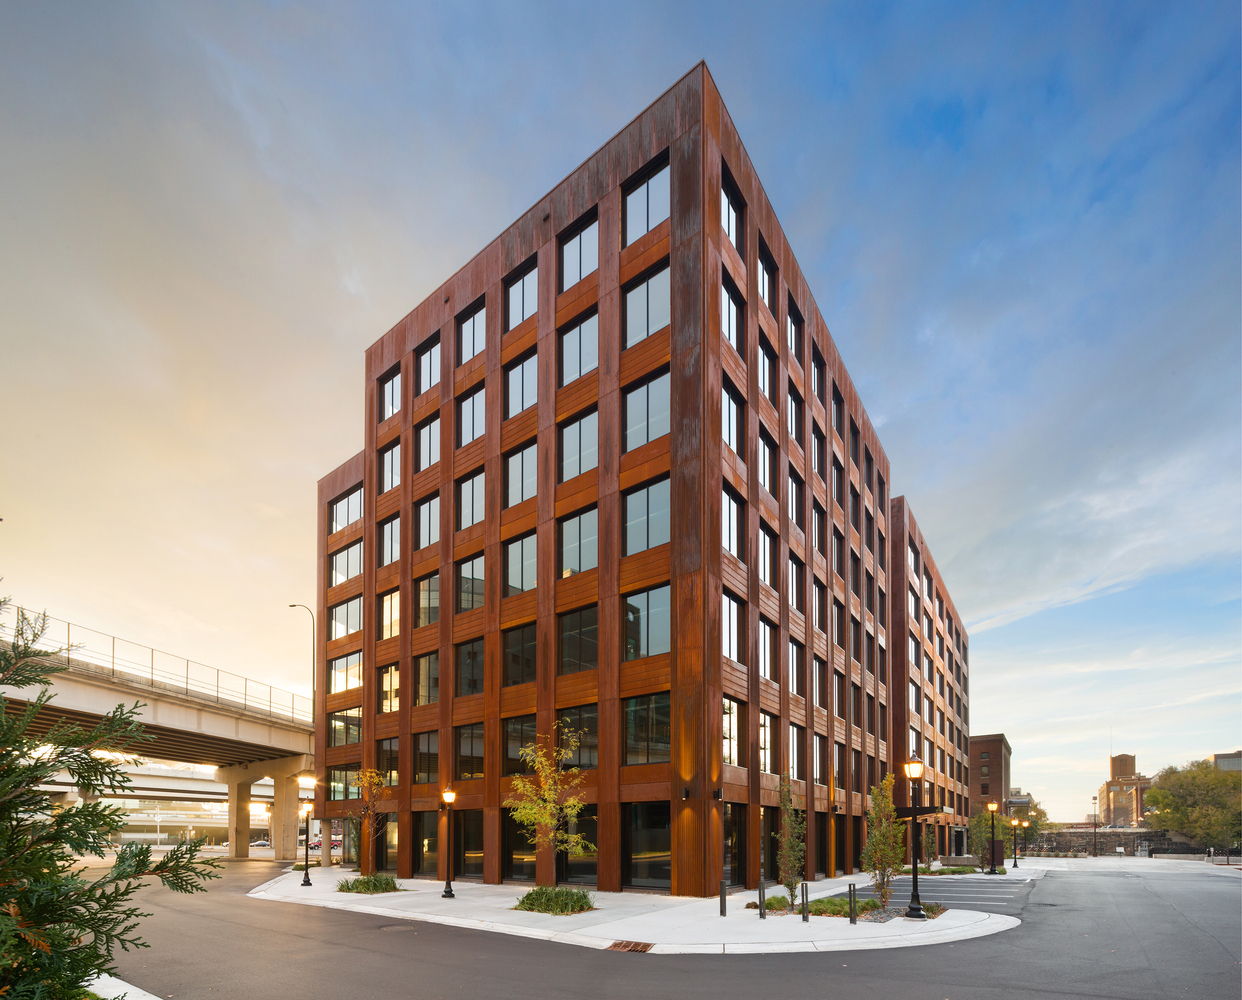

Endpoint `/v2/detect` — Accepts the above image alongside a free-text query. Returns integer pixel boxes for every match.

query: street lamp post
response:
[1092,795,1098,857]
[903,755,926,920]
[300,801,312,887]
[987,800,999,874]
[1011,818,1020,869]
[441,785,456,898]
[1022,819,1029,857]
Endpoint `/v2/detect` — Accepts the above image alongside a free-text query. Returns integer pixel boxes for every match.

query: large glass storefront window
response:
[815,812,828,876]
[374,813,399,872]
[558,805,598,885]
[761,806,779,882]
[454,809,484,879]
[502,810,536,881]
[622,801,670,888]
[412,811,438,877]
[723,803,746,887]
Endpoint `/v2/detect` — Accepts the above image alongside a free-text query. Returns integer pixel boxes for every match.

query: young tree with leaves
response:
[1147,760,1242,850]
[502,719,593,883]
[776,773,806,908]
[859,773,905,907]
[0,602,220,998]
[349,768,387,876]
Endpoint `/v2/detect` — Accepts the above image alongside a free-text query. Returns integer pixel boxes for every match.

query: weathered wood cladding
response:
[312,62,944,894]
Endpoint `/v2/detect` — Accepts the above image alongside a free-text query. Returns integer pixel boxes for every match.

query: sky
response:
[1,1,1238,821]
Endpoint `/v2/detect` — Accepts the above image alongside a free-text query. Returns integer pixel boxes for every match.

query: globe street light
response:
[1022,819,1030,857]
[987,800,999,874]
[441,785,457,899]
[903,755,926,920]
[1011,817,1020,869]
[300,801,313,887]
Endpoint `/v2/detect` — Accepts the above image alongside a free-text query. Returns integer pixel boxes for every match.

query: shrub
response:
[513,885,594,914]
[922,902,945,918]
[807,895,882,917]
[744,894,790,910]
[337,873,401,894]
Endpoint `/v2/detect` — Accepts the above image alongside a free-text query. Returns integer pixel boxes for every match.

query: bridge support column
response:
[271,774,300,861]
[216,754,314,862]
[227,781,252,858]
[318,820,333,868]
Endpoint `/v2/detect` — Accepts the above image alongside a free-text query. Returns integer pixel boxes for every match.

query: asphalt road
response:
[104,860,1240,1000]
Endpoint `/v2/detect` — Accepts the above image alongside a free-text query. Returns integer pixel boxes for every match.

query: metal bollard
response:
[849,883,857,924]
[759,879,766,919]
[802,881,809,922]
[720,878,726,917]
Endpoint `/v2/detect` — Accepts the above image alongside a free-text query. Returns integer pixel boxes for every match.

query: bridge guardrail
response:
[0,605,311,726]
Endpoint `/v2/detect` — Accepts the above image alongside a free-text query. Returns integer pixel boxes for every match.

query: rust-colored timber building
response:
[887,497,972,859]
[314,63,909,894]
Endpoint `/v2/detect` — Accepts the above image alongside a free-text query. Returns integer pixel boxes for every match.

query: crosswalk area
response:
[847,875,1034,913]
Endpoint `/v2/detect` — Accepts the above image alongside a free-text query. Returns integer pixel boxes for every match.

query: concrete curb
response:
[248,875,1020,954]
[90,972,163,999]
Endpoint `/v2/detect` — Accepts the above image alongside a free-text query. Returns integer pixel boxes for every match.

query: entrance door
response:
[723,803,746,886]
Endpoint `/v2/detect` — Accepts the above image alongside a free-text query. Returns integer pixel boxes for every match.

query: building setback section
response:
[315,62,905,895]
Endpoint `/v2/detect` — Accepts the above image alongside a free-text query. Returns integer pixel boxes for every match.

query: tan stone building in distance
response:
[1097,754,1151,827]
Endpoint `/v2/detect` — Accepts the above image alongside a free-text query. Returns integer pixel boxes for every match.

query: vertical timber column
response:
[271,775,300,861]
[668,73,708,898]
[227,781,252,859]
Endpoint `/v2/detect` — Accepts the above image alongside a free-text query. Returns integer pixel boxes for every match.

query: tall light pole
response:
[300,801,313,886]
[1011,817,1020,868]
[987,800,999,874]
[1022,819,1029,857]
[289,604,316,878]
[441,785,456,898]
[903,754,926,920]
[1092,795,1098,857]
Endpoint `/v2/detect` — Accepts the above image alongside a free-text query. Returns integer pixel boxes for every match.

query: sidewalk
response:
[248,867,1020,954]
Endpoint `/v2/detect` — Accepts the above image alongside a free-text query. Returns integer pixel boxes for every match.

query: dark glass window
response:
[560,312,599,385]
[377,737,399,787]
[622,801,671,888]
[456,639,485,698]
[327,707,361,747]
[560,410,598,481]
[623,161,670,246]
[505,442,537,508]
[379,441,400,494]
[623,692,671,765]
[558,703,599,769]
[458,301,486,365]
[415,652,439,706]
[503,623,537,686]
[416,335,440,395]
[456,554,484,612]
[622,585,671,661]
[416,495,439,550]
[560,216,599,291]
[559,606,599,675]
[506,261,538,331]
[623,371,671,452]
[623,477,671,555]
[414,731,438,785]
[328,765,359,801]
[457,385,485,447]
[560,508,598,576]
[456,470,485,529]
[624,266,671,348]
[416,572,439,627]
[379,515,400,567]
[503,714,537,775]
[721,277,743,353]
[377,664,399,714]
[416,415,440,471]
[456,724,485,780]
[505,353,538,418]
[505,533,537,596]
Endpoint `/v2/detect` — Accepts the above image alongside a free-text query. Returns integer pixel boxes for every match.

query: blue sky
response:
[1,1,1237,819]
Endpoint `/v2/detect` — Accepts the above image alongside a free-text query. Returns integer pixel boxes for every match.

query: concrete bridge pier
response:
[217,754,313,861]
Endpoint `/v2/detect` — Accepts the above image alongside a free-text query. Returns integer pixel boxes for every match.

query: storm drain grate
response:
[607,940,653,952]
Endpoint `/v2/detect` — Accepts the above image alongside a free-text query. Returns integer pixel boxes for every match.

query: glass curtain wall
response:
[622,801,671,888]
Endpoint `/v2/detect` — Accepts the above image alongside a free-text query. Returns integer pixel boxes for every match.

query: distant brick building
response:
[1097,754,1151,827]
[969,733,1011,815]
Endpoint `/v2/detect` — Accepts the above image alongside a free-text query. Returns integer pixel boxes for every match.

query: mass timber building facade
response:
[887,497,972,858]
[314,64,932,894]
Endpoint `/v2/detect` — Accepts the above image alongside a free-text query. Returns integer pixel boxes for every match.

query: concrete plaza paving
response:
[247,862,1023,954]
